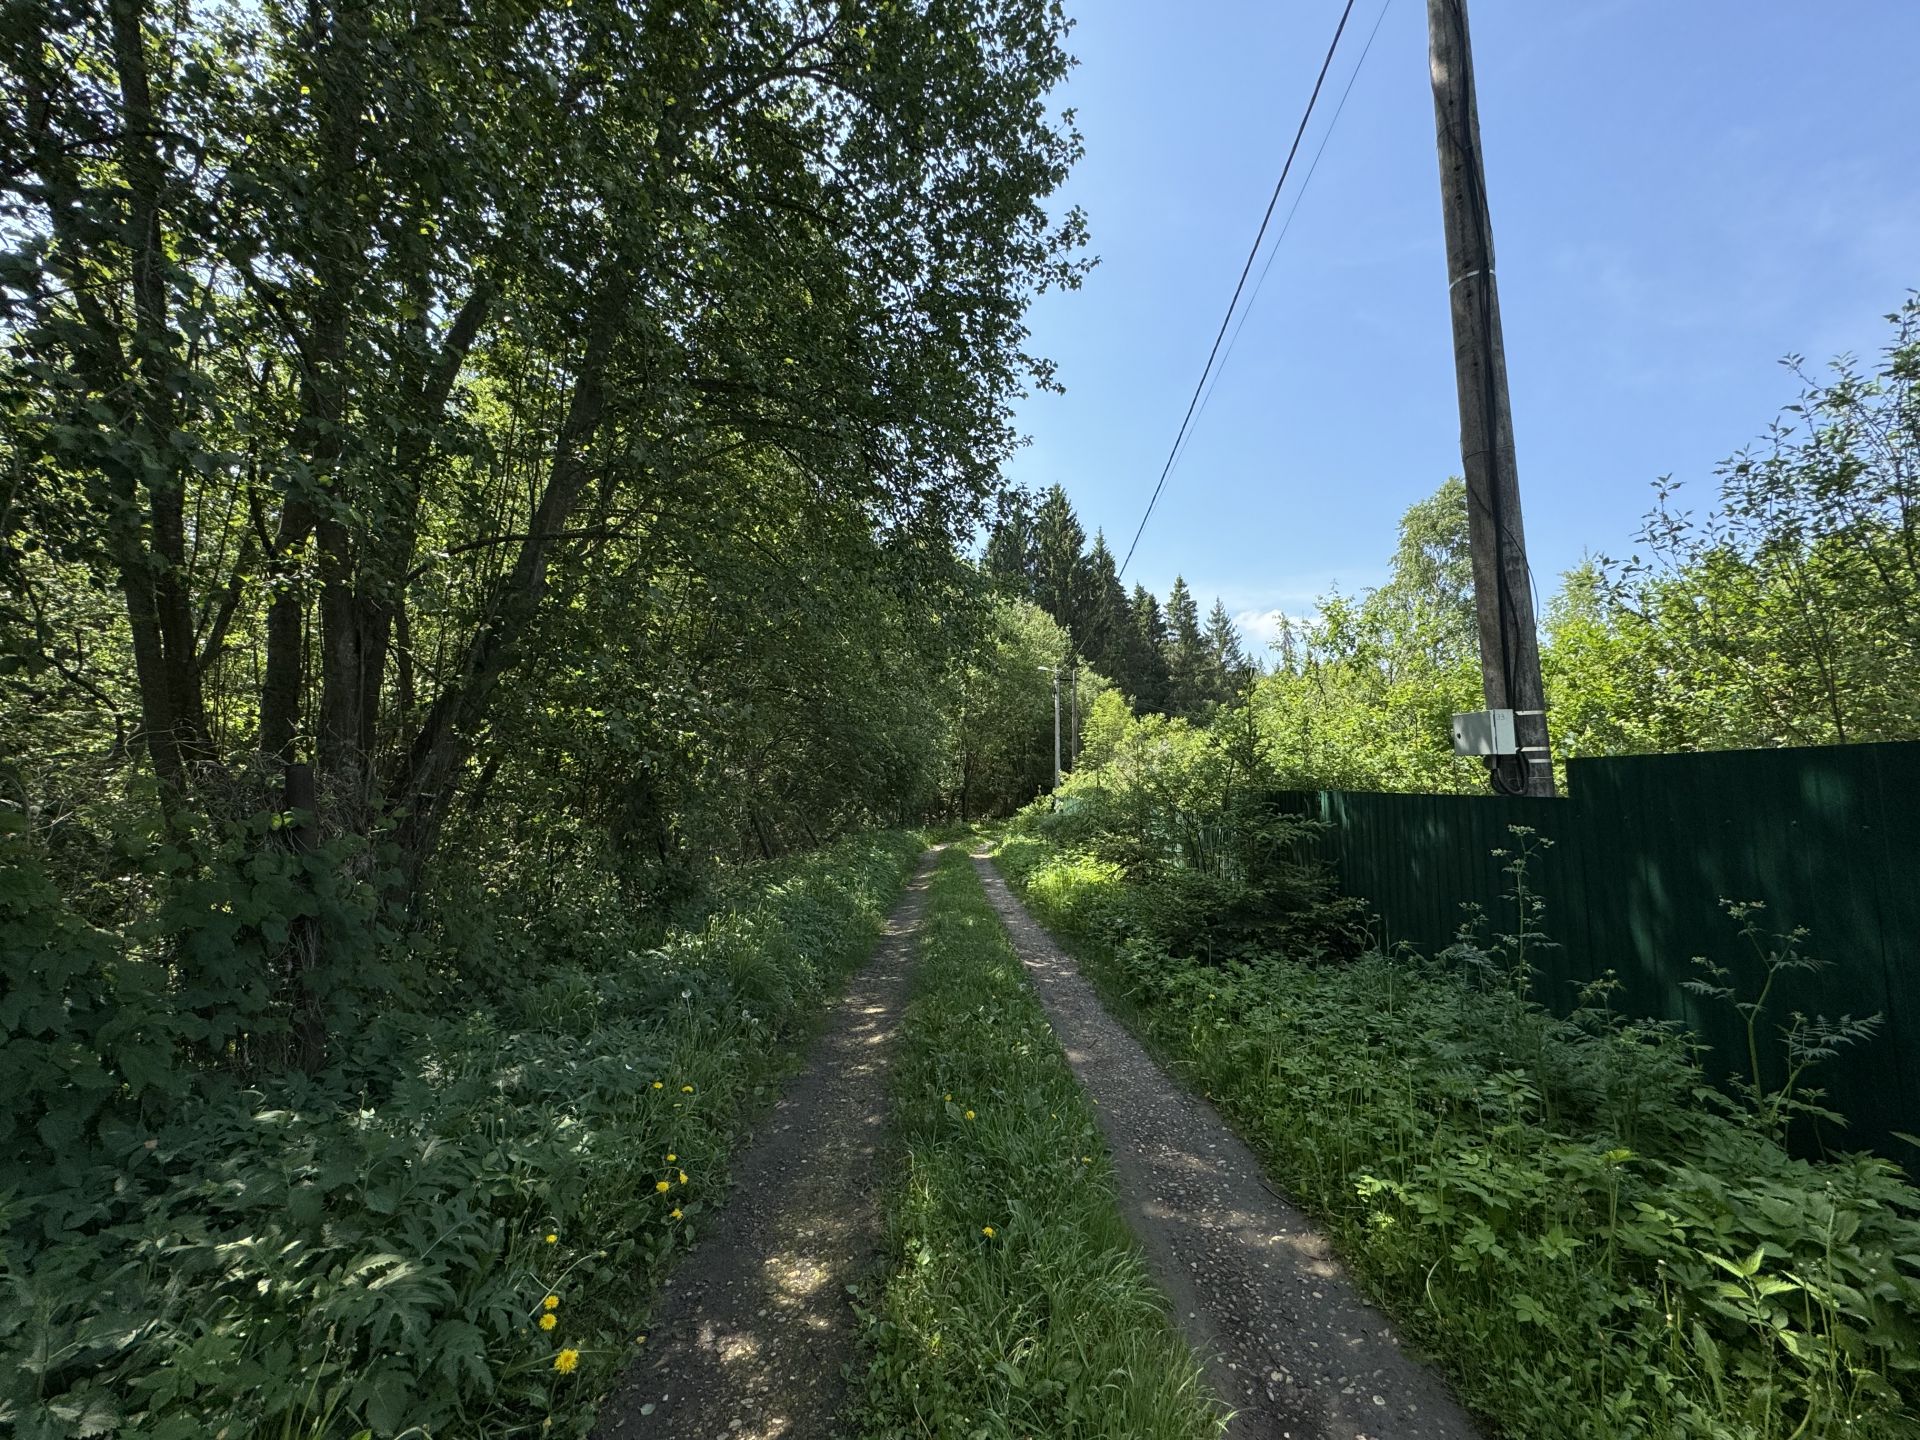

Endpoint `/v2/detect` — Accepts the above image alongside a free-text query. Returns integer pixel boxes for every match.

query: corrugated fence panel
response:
[1293,741,1920,1162]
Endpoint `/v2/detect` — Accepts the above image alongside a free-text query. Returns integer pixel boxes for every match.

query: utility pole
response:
[1426,0,1556,797]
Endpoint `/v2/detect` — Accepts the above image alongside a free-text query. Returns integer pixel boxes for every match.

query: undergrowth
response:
[847,848,1223,1439]
[1,830,922,1439]
[994,829,1920,1440]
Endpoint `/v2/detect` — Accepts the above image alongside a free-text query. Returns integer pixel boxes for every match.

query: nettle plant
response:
[1684,901,1884,1148]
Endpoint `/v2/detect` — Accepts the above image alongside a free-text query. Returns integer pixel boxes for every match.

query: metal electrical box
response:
[1452,708,1518,756]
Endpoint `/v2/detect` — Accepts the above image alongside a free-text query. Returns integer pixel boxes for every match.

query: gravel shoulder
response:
[590,848,939,1440]
[971,851,1482,1440]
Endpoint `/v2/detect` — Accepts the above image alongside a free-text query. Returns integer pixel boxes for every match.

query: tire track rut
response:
[592,848,939,1440]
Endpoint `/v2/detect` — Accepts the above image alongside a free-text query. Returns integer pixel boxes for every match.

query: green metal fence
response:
[1294,741,1919,1162]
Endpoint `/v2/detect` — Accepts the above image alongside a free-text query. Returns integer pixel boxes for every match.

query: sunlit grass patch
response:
[848,849,1223,1439]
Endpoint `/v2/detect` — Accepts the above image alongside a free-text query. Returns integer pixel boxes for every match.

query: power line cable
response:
[1169,0,1394,480]
[1117,0,1360,580]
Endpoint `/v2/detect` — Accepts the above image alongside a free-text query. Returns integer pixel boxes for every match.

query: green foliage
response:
[0,832,919,1439]
[3,0,1095,1427]
[848,849,1222,1440]
[2,806,395,1240]
[980,489,1239,721]
[1,0,1086,919]
[1252,477,1487,794]
[996,834,1920,1440]
[1571,297,1920,754]
[1012,702,1365,963]
[1032,484,1091,639]
[1248,298,1920,789]
[1683,903,1884,1149]
[941,599,1109,820]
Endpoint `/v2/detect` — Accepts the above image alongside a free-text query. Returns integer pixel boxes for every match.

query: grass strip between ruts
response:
[846,847,1225,1440]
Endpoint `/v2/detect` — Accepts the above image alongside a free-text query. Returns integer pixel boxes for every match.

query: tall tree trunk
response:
[280,762,327,1072]
[260,502,315,764]
[387,277,626,897]
[99,0,211,792]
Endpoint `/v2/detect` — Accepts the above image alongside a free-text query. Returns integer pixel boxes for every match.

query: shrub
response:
[1011,706,1365,964]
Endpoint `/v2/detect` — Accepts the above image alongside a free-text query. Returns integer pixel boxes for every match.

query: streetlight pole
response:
[1037,665,1060,793]
[1068,658,1079,773]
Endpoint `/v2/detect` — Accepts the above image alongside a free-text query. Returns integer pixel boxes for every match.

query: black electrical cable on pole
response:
[1118,0,1360,580]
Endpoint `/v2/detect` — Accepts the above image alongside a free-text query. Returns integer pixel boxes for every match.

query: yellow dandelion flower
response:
[652,1081,663,1089]
[544,1295,559,1311]
[982,1225,995,1238]
[943,1093,951,1101]
[666,1153,677,1162]
[681,1085,694,1093]
[678,1170,688,1185]
[964,1110,975,1121]
[634,1333,647,1345]
[655,1180,670,1193]
[544,1232,558,1244]
[539,1312,558,1331]
[670,1207,683,1220]
[554,1347,580,1374]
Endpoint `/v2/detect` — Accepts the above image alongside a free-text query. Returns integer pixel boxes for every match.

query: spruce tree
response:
[984,496,1038,595]
[1031,483,1089,637]
[1164,576,1208,716]
[1205,598,1253,701]
[1125,584,1172,713]
[1079,531,1130,677]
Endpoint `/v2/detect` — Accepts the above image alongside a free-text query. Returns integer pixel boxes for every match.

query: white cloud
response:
[1234,607,1317,655]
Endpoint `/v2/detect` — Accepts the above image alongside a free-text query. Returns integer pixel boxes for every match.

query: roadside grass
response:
[993,832,1920,1440]
[3,833,922,1440]
[847,848,1225,1440]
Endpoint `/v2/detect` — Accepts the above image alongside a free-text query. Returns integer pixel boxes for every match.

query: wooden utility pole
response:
[1426,0,1556,797]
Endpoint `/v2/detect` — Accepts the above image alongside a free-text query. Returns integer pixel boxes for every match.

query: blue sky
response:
[1006,0,1920,650]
